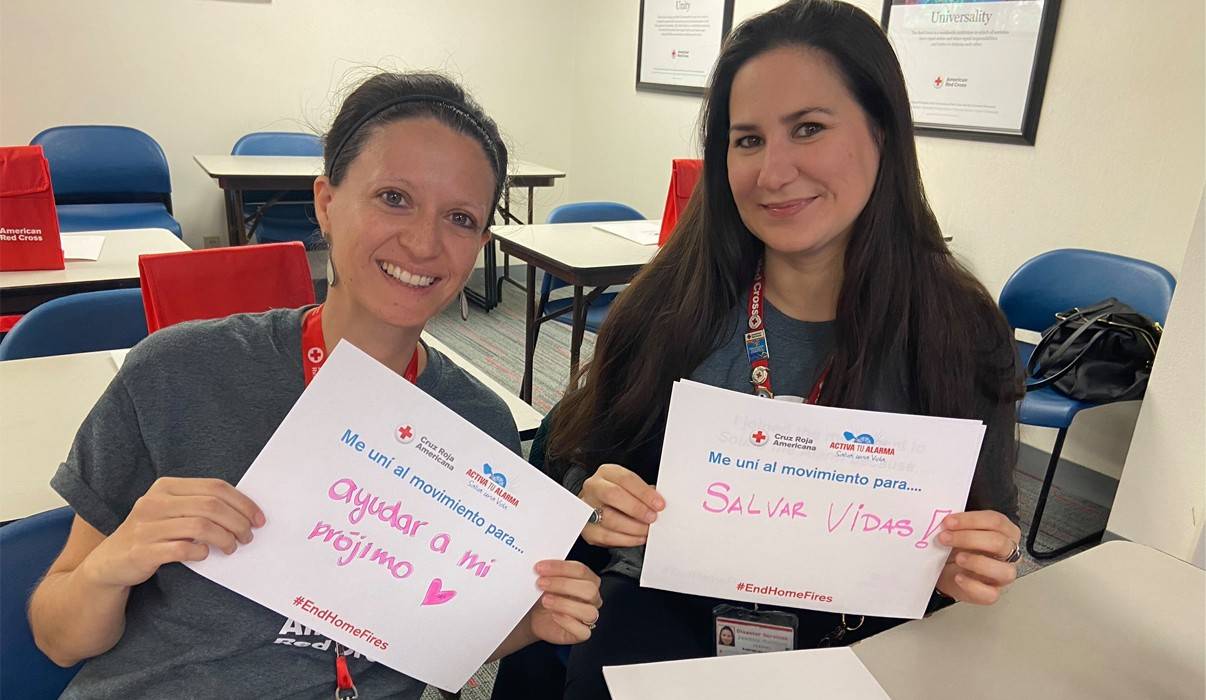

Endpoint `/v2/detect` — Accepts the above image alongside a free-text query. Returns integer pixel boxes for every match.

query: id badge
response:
[712,604,797,657]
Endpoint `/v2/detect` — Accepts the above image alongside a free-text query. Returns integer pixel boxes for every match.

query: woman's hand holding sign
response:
[579,464,665,548]
[935,510,1022,605]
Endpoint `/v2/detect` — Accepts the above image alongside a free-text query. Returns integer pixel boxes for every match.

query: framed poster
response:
[882,0,1062,144]
[637,0,735,95]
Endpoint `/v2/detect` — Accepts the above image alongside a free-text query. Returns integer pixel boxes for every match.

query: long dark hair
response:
[547,0,1018,482]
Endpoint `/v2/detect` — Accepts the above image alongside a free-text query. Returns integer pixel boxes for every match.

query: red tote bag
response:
[0,145,64,271]
[657,158,703,246]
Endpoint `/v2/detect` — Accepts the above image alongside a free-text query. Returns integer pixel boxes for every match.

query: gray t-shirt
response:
[602,301,833,578]
[52,307,519,700]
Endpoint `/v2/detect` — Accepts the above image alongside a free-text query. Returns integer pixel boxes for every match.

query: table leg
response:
[520,262,538,404]
[223,189,242,247]
[569,285,586,382]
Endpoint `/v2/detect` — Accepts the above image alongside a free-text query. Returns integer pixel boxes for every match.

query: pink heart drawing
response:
[421,578,457,606]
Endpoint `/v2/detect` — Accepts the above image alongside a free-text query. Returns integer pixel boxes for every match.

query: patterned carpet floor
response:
[416,267,1111,699]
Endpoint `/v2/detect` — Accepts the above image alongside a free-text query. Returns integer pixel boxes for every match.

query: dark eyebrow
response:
[730,107,834,132]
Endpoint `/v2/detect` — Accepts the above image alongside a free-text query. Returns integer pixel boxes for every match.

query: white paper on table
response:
[641,380,985,619]
[109,349,130,369]
[60,235,104,260]
[604,647,891,700]
[593,220,661,246]
[189,341,592,691]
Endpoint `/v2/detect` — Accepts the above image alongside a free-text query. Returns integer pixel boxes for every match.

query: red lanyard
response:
[745,260,829,404]
[301,304,415,699]
[301,304,418,387]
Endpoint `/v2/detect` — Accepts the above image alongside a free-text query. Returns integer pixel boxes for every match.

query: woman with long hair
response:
[543,2,1023,696]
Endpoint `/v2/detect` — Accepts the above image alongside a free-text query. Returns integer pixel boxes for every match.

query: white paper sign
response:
[604,647,891,700]
[642,380,985,619]
[189,341,592,691]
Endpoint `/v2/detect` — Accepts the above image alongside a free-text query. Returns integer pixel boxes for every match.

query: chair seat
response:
[57,203,182,238]
[545,293,618,334]
[1016,341,1097,429]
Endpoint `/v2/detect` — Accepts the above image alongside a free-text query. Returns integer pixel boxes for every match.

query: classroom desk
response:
[193,154,565,310]
[0,337,542,522]
[491,222,658,403]
[852,541,1205,700]
[0,228,189,315]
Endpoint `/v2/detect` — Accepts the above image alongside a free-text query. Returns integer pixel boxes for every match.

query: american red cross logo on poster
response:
[306,346,324,364]
[396,425,415,444]
[750,430,768,446]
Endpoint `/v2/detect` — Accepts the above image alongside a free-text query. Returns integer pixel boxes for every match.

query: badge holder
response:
[712,603,798,657]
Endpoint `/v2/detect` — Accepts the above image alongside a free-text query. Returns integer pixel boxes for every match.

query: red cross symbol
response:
[306,346,324,364]
[933,76,943,87]
[396,425,414,444]
[750,430,768,446]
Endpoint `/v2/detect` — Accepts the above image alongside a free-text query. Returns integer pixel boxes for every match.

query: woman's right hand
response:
[579,464,665,548]
[81,477,266,589]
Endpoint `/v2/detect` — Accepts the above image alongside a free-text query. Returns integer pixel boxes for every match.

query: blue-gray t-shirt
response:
[51,307,520,699]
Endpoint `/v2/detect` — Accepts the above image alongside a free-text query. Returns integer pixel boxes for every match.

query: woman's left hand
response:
[527,560,603,645]
[935,510,1021,605]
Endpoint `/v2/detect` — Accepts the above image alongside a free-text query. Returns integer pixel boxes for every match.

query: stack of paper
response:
[61,235,105,261]
[593,221,662,246]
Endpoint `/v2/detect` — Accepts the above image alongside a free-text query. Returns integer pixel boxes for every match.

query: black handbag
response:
[1025,298,1162,402]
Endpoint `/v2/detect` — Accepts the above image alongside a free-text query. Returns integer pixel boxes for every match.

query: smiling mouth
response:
[761,197,819,217]
[377,260,438,288]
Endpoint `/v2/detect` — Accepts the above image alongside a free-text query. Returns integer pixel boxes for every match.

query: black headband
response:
[325,94,502,182]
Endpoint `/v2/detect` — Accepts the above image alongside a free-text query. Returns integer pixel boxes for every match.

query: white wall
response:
[566,0,1206,478]
[1107,191,1205,567]
[2,0,1203,478]
[0,0,578,250]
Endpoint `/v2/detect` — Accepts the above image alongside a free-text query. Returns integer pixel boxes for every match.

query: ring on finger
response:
[588,506,605,526]
[587,612,600,630]
[1001,540,1021,563]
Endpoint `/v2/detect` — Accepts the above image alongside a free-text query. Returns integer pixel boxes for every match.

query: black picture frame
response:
[882,0,1062,145]
[636,0,735,96]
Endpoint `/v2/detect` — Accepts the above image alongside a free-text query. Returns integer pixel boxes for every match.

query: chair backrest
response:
[30,126,172,209]
[542,202,645,296]
[231,132,322,213]
[139,242,315,332]
[0,507,82,698]
[0,289,148,361]
[231,131,323,157]
[999,248,1177,333]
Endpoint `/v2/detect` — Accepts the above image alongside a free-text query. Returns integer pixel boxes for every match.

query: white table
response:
[0,339,542,522]
[194,154,566,311]
[492,222,659,402]
[853,541,1205,700]
[0,350,119,521]
[0,228,189,314]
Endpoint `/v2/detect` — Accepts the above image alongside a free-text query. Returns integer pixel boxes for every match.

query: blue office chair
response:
[999,249,1176,559]
[535,201,644,339]
[0,507,82,698]
[231,132,323,246]
[0,289,148,361]
[30,125,182,238]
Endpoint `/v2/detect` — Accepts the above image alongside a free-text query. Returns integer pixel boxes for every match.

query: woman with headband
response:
[29,72,602,699]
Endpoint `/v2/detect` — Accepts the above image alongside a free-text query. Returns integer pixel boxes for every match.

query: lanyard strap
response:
[745,260,829,404]
[301,304,419,387]
[335,644,358,699]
